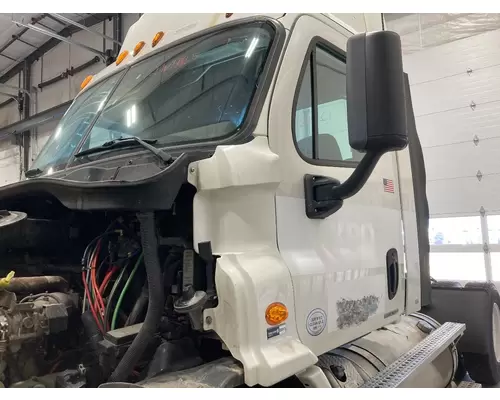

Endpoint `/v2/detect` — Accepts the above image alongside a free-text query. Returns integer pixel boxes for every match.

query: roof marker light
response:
[116,50,129,66]
[133,41,145,56]
[152,31,165,48]
[80,75,93,90]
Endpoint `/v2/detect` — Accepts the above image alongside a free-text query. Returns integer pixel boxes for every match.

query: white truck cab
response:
[1,13,499,389]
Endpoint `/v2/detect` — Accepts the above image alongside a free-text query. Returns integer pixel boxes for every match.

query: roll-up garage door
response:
[402,27,500,284]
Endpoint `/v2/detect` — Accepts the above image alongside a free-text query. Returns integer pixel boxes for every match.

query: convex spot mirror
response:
[346,30,408,153]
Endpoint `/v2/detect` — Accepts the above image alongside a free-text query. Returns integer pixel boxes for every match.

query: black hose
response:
[125,284,148,326]
[108,212,164,382]
[125,252,182,326]
[82,310,103,354]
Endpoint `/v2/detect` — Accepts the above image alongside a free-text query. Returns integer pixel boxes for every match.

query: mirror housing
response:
[347,31,408,153]
[304,31,410,219]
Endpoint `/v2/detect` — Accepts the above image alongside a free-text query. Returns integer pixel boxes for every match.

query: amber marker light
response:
[265,302,288,325]
[152,31,165,48]
[133,41,145,56]
[80,75,93,90]
[116,50,129,66]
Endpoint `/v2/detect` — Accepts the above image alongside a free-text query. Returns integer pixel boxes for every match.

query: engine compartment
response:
[0,183,227,388]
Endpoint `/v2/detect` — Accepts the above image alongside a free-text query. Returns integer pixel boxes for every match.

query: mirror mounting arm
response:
[304,150,383,219]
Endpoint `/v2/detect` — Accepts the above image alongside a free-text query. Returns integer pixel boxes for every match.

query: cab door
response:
[268,14,406,355]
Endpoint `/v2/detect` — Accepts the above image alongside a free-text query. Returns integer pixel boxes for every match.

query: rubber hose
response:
[7,276,69,294]
[125,252,180,327]
[82,310,103,354]
[125,284,148,326]
[108,212,164,382]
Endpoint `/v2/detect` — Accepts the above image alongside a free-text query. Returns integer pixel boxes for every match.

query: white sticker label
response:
[306,308,327,336]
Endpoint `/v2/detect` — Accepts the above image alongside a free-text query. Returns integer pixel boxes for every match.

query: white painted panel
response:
[33,43,71,113]
[424,137,500,181]
[0,75,22,127]
[404,28,500,85]
[411,64,500,117]
[426,176,477,217]
[0,140,20,187]
[416,100,500,149]
[0,101,19,128]
[426,174,500,216]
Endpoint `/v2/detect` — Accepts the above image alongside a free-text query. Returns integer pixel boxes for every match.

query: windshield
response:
[31,22,275,175]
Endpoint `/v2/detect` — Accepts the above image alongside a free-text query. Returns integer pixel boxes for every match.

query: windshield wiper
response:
[74,136,173,165]
[25,168,44,178]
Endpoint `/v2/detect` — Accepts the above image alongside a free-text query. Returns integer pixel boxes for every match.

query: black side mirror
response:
[304,31,408,219]
[347,31,408,152]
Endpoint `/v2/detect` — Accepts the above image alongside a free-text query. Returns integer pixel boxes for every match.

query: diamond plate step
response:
[361,322,466,388]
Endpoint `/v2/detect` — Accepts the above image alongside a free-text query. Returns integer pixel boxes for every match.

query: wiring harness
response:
[81,223,142,334]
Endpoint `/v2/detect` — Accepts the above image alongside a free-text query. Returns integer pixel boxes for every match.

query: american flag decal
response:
[383,178,394,193]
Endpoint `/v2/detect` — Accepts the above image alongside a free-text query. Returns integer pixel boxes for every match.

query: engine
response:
[0,188,224,388]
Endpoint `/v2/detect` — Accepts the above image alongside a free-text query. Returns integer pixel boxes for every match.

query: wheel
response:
[461,282,500,385]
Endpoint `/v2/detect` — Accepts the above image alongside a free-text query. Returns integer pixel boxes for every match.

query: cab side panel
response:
[269,14,406,356]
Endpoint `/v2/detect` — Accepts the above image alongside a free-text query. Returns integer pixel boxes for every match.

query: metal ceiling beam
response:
[13,36,38,49]
[0,14,116,84]
[13,20,107,62]
[0,53,16,62]
[44,14,67,26]
[0,14,47,57]
[50,13,122,46]
[113,14,123,56]
[34,20,57,32]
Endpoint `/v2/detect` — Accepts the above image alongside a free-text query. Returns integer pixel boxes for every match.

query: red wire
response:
[82,270,104,334]
[99,265,118,294]
[91,241,106,317]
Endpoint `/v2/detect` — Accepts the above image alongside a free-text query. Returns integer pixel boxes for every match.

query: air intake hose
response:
[108,212,164,382]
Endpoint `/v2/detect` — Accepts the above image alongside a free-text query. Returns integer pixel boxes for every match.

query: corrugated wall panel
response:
[404,28,500,85]
[411,64,500,117]
[400,23,500,217]
[424,137,500,181]
[416,100,500,149]
[0,141,20,186]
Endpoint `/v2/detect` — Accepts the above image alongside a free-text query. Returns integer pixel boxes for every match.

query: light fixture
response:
[116,50,129,66]
[265,302,288,325]
[80,75,93,90]
[152,31,165,48]
[133,41,145,56]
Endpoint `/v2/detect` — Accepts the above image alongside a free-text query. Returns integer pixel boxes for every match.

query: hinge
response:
[476,170,483,181]
[480,206,486,216]
[473,135,479,146]
[467,67,473,75]
[470,101,476,110]
[484,243,490,254]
